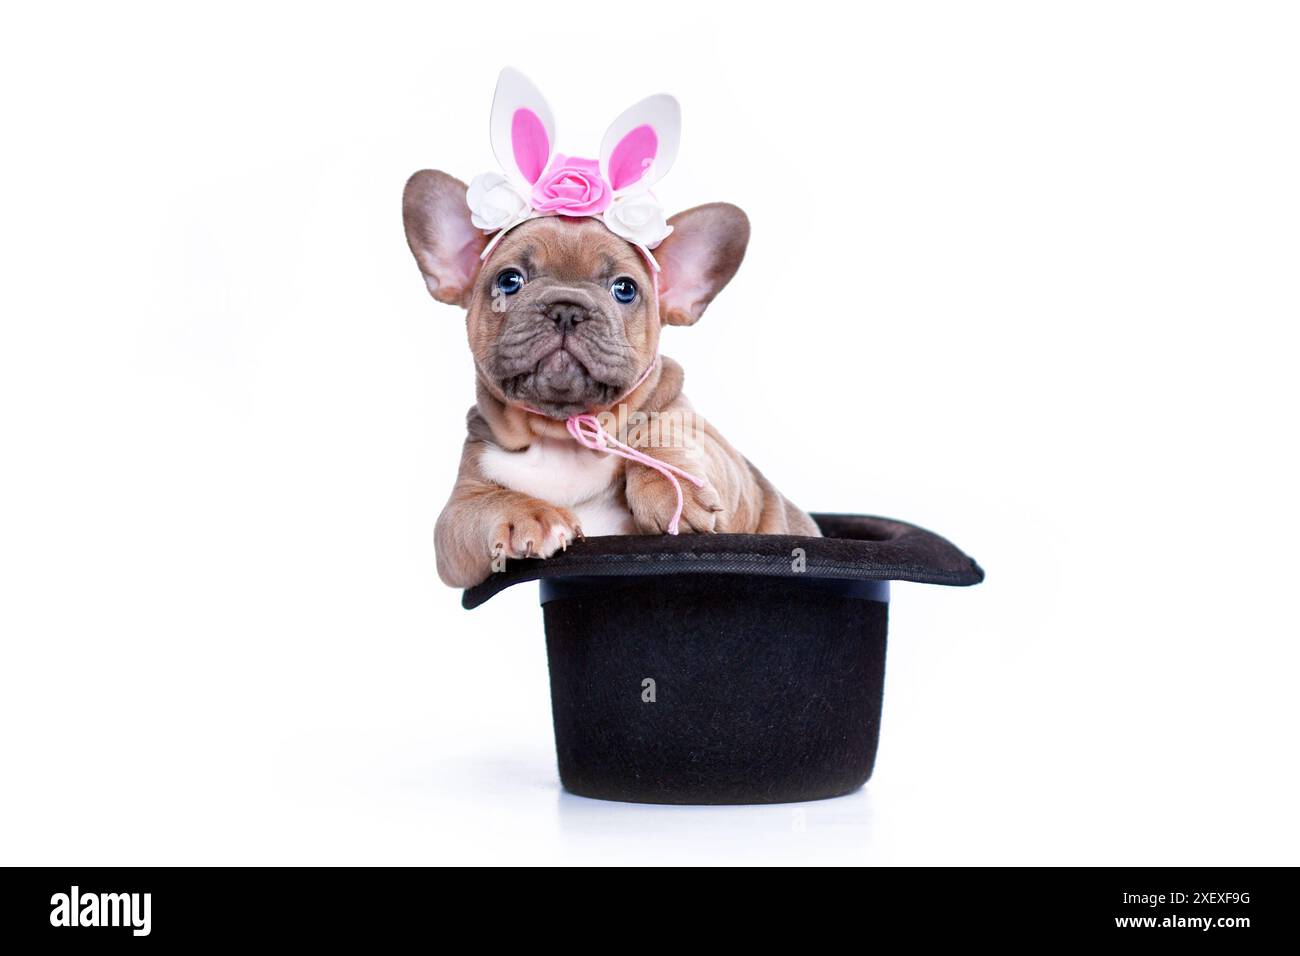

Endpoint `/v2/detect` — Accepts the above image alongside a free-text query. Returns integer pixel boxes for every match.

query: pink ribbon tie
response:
[564,413,704,535]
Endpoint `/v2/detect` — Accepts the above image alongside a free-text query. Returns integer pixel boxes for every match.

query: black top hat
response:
[465,514,983,805]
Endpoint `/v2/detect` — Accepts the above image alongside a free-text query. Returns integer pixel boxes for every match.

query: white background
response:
[2,1,1297,865]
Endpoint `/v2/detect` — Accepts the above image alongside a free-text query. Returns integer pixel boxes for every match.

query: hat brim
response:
[462,513,984,610]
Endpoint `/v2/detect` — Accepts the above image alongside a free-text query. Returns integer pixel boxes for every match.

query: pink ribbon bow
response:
[564,413,704,535]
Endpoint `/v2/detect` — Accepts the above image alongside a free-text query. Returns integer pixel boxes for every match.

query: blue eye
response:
[611,277,638,304]
[496,269,525,295]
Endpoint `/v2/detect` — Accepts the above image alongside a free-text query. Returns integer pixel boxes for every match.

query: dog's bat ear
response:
[490,67,556,186]
[402,170,489,306]
[600,94,680,192]
[654,203,749,326]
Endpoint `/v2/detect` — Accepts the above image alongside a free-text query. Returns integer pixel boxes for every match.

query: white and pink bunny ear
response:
[600,94,681,193]
[489,67,556,187]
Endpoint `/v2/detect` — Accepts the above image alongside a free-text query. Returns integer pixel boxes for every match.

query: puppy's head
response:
[403,170,749,418]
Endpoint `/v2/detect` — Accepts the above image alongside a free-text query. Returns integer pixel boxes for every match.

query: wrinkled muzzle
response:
[491,284,640,417]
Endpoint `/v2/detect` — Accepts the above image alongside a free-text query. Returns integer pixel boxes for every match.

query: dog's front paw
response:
[626,464,723,535]
[487,500,581,565]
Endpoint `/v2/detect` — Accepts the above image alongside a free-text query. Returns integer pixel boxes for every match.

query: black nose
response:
[546,301,589,332]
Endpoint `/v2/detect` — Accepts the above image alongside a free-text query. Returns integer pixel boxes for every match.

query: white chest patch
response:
[479,436,636,536]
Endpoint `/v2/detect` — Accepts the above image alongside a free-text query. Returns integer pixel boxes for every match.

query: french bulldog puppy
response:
[404,170,819,588]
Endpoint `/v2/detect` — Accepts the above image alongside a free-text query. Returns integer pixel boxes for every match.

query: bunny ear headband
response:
[466,67,680,270]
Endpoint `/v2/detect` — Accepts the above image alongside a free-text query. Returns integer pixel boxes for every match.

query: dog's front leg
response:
[625,451,724,535]
[434,476,581,588]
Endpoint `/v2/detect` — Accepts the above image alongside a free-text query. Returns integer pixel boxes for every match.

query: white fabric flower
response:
[466,172,530,231]
[602,193,672,249]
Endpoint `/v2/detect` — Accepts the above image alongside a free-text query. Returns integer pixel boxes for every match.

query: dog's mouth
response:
[499,345,624,418]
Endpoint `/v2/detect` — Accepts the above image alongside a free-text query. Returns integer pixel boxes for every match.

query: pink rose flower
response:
[530,155,612,217]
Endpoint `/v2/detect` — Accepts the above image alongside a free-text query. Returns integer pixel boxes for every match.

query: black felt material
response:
[461,512,982,805]
[543,574,888,805]
[463,513,983,609]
